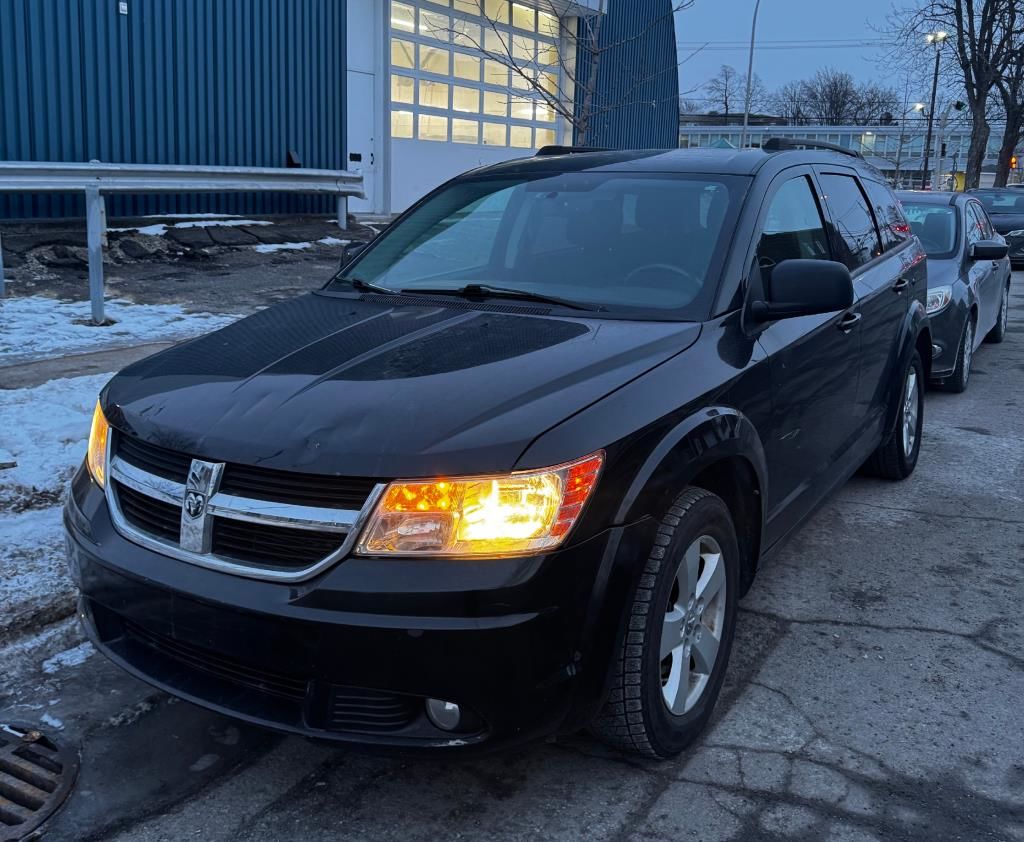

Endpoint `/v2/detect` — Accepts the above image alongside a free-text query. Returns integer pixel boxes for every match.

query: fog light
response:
[425,698,462,731]
[932,343,942,359]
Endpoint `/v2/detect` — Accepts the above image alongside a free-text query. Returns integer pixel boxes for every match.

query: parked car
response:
[968,188,1024,268]
[897,191,1011,392]
[66,142,931,758]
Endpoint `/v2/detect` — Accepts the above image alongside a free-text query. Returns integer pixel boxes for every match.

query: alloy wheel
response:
[960,320,973,389]
[902,367,920,455]
[659,535,727,715]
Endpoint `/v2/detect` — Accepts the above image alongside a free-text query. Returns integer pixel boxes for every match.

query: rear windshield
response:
[901,202,958,258]
[330,172,748,318]
[973,192,1024,214]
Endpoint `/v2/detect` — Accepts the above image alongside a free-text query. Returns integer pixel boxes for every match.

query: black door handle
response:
[892,277,910,293]
[837,311,862,333]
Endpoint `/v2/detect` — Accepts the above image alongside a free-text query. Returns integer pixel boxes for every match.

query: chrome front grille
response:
[107,433,385,582]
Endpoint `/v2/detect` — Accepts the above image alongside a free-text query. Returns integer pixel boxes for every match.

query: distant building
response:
[678,123,1011,187]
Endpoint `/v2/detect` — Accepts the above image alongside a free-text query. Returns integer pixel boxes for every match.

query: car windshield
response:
[901,202,958,258]
[329,171,747,318]
[974,191,1024,215]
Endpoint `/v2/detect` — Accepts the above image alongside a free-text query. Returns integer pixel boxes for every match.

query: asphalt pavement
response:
[4,273,1022,842]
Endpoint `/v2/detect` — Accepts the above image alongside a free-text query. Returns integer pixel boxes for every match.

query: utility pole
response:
[739,0,762,149]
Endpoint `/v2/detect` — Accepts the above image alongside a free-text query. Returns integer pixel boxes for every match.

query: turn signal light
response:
[87,400,110,488]
[356,452,604,557]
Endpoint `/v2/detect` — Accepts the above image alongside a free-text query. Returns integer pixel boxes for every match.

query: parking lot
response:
[0,270,1017,841]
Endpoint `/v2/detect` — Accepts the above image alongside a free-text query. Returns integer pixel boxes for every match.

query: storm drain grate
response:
[0,724,78,842]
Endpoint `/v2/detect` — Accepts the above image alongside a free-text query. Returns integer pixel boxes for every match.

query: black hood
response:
[987,212,1024,235]
[103,293,701,478]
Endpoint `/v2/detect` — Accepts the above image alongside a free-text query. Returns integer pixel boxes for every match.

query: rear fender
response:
[882,301,930,440]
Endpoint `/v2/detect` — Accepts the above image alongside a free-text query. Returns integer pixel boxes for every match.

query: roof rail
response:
[761,137,862,159]
[535,145,611,157]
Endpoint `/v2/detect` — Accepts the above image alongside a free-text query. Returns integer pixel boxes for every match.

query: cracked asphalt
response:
[3,273,1022,842]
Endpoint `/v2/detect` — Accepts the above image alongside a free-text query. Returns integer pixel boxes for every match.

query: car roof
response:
[466,147,880,179]
[895,190,964,208]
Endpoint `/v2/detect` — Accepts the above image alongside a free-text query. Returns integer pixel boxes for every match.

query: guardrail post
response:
[85,186,106,324]
[337,195,348,231]
[0,230,6,299]
[99,194,108,248]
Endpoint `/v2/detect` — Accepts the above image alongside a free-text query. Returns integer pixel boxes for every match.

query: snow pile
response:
[0,296,238,365]
[0,373,111,512]
[110,218,273,235]
[42,641,95,674]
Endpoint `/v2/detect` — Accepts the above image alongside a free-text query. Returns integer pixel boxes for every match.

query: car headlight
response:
[356,452,604,557]
[87,400,110,488]
[1006,230,1024,237]
[926,285,952,315]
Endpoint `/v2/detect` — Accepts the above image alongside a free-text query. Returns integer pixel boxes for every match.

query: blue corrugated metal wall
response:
[0,0,346,219]
[573,0,679,149]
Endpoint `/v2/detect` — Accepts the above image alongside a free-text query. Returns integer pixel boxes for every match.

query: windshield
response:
[974,191,1024,215]
[901,202,958,258]
[329,172,747,318]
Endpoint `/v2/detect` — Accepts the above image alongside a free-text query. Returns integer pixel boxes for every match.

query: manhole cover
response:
[0,723,79,842]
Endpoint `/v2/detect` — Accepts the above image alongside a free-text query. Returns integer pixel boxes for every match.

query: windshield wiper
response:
[337,276,399,296]
[401,283,602,312]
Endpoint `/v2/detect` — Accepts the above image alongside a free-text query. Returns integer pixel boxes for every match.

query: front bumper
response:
[927,295,969,379]
[64,466,650,753]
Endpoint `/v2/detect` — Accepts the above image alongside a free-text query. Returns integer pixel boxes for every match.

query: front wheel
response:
[867,350,925,480]
[985,282,1009,344]
[591,488,739,758]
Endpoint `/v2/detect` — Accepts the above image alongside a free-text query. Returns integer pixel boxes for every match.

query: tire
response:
[591,487,739,758]
[867,350,925,480]
[985,282,1009,344]
[936,317,973,393]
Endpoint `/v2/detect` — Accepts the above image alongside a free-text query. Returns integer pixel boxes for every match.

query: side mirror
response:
[340,242,369,267]
[750,259,854,322]
[969,240,1008,261]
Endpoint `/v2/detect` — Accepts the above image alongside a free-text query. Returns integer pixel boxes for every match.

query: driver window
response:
[756,176,831,287]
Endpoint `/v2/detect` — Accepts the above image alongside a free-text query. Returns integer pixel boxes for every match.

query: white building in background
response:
[346,0,600,215]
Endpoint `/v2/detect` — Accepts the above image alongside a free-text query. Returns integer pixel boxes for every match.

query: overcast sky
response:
[674,0,898,100]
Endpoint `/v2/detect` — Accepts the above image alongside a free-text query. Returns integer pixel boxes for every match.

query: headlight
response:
[356,452,604,557]
[926,285,952,314]
[1006,229,1024,238]
[87,400,110,488]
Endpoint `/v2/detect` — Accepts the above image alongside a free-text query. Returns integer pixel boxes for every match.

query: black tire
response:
[985,282,1009,344]
[590,487,739,758]
[936,316,973,393]
[867,350,925,480]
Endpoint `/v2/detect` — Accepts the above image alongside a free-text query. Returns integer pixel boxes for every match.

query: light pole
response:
[920,30,948,189]
[739,0,762,149]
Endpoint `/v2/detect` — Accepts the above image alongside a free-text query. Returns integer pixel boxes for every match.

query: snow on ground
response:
[0,296,237,365]
[0,373,111,512]
[254,236,349,254]
[42,641,95,674]
[0,506,75,641]
[110,218,272,235]
[142,213,242,219]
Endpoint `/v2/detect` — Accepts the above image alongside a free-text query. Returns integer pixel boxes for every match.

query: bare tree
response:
[449,0,696,146]
[800,69,861,125]
[888,0,1020,188]
[771,80,807,125]
[993,43,1024,186]
[704,65,744,118]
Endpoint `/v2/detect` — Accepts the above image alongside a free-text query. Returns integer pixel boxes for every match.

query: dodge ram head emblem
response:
[184,490,206,519]
[179,459,225,553]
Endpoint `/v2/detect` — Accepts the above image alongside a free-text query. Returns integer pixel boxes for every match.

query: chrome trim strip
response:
[205,493,359,533]
[105,444,388,583]
[109,457,184,506]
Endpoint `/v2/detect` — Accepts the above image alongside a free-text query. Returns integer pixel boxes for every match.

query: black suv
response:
[66,142,931,758]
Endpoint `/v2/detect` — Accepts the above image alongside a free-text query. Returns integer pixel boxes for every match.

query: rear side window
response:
[863,179,911,251]
[819,173,883,270]
[756,176,831,273]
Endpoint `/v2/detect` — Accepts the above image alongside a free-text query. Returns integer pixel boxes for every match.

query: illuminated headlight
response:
[356,452,604,557]
[87,400,110,488]
[926,285,952,314]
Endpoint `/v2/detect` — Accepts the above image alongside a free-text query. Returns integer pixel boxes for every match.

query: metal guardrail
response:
[0,161,365,322]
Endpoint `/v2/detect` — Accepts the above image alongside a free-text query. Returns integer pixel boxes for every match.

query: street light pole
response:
[739,0,762,149]
[920,31,947,189]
